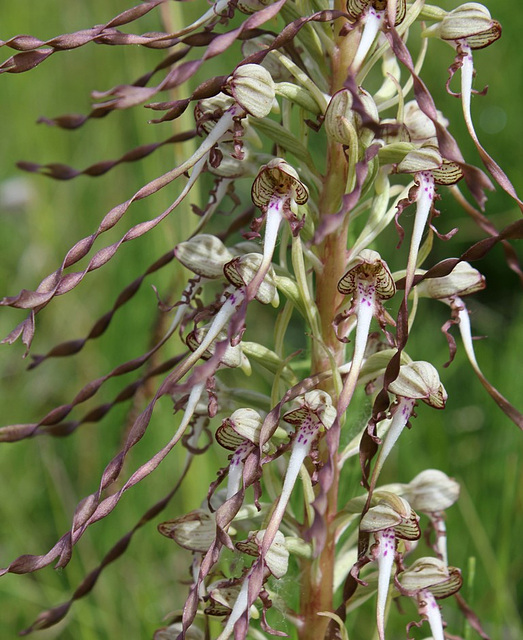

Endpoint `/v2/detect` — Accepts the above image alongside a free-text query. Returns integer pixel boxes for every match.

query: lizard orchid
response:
[336,250,396,413]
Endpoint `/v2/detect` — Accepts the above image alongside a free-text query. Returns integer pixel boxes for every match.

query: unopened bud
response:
[403,100,448,143]
[324,89,356,146]
[227,64,276,119]
[175,234,233,278]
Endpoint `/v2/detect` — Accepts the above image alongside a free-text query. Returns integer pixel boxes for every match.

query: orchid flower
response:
[422,3,502,147]
[369,361,447,493]
[395,145,464,300]
[262,391,336,550]
[250,158,309,294]
[415,261,523,429]
[402,469,460,565]
[360,492,420,640]
[347,0,407,72]
[214,530,289,640]
[398,556,463,640]
[336,250,396,414]
[215,408,265,500]
[176,252,278,383]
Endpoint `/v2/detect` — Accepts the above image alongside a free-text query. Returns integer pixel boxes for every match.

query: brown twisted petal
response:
[251,158,309,207]
[337,249,396,300]
[346,0,406,26]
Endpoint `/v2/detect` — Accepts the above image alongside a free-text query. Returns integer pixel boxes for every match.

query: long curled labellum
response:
[346,0,406,26]
[337,249,396,300]
[251,158,309,208]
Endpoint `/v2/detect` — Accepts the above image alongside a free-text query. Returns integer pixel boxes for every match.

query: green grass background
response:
[0,1,521,638]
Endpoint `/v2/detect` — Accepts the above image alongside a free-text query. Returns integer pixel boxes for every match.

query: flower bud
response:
[216,408,264,450]
[226,64,276,119]
[388,361,447,409]
[404,469,460,513]
[251,158,309,208]
[175,234,233,278]
[337,249,396,300]
[223,253,279,305]
[157,509,215,552]
[398,557,462,598]
[423,3,501,50]
[324,89,356,146]
[416,261,486,300]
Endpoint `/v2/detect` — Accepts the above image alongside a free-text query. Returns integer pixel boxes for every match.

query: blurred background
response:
[0,1,521,638]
